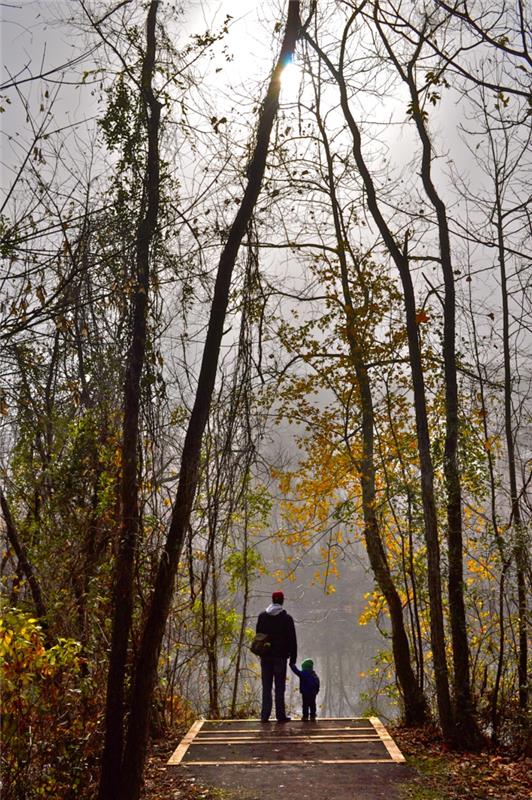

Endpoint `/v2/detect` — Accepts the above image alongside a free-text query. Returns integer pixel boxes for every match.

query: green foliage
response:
[224,546,265,594]
[1,608,98,800]
[5,404,120,644]
[359,649,401,719]
[406,99,429,122]
[99,74,143,171]
[191,599,243,653]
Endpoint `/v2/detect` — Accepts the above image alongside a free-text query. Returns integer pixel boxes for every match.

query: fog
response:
[252,542,388,720]
[2,0,528,732]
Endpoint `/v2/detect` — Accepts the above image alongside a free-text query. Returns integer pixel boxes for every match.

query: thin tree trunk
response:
[231,502,250,717]
[119,6,301,798]
[399,500,422,687]
[207,520,220,718]
[467,268,509,740]
[98,3,161,798]
[0,488,48,630]
[305,19,454,740]
[495,186,528,712]
[352,347,428,725]
[407,493,425,691]
[381,381,426,692]
[403,61,482,749]
[229,253,259,717]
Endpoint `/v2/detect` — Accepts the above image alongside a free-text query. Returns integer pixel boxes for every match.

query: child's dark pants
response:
[302,692,317,720]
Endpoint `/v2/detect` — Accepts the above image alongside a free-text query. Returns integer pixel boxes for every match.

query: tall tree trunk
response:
[229,255,258,717]
[305,19,455,741]
[205,515,220,719]
[231,500,251,717]
[467,258,510,740]
[495,187,528,711]
[315,97,428,725]
[380,383,426,692]
[404,62,482,749]
[345,290,428,726]
[98,3,161,798]
[119,6,301,799]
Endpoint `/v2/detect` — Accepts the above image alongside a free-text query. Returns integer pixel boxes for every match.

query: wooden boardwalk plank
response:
[181,759,399,766]
[167,719,204,765]
[369,717,406,763]
[191,737,380,745]
[168,717,406,766]
[196,726,376,734]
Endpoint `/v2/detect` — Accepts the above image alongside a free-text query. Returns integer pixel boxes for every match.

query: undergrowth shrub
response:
[1,607,99,800]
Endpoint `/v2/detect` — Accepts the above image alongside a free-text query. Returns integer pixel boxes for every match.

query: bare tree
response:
[118,5,302,798]
[305,59,428,723]
[372,0,483,747]
[97,2,162,797]
[304,7,456,742]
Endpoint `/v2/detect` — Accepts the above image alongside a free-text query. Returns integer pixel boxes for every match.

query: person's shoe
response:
[260,718,270,723]
[302,717,309,721]
[276,716,291,722]
[310,716,317,721]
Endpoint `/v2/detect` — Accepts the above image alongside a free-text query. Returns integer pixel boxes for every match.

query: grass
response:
[399,753,453,799]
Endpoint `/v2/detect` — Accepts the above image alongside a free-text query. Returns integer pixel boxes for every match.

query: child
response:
[290,658,320,720]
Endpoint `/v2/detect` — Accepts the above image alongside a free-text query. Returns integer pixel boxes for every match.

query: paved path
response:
[168,718,414,799]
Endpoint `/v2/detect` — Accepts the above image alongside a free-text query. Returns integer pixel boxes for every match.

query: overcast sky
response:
[0,1,280,188]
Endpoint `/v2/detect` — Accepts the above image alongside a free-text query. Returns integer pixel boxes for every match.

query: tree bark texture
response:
[118,5,301,799]
[98,3,161,798]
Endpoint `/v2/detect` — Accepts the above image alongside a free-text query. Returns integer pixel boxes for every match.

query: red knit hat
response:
[272,591,284,603]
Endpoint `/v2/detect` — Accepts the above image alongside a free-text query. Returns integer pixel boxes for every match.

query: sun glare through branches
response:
[280,60,302,100]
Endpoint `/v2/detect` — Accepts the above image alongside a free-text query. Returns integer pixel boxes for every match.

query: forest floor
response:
[141,725,532,800]
[393,726,532,800]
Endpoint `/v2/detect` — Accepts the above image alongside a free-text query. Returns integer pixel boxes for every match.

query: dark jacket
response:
[256,604,297,662]
[290,664,320,696]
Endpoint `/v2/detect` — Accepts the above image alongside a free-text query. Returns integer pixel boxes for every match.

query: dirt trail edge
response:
[167,718,415,800]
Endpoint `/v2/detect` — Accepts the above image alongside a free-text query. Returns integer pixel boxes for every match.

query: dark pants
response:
[302,692,317,720]
[260,657,287,720]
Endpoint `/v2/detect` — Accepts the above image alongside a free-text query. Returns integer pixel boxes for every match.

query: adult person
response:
[256,590,297,722]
